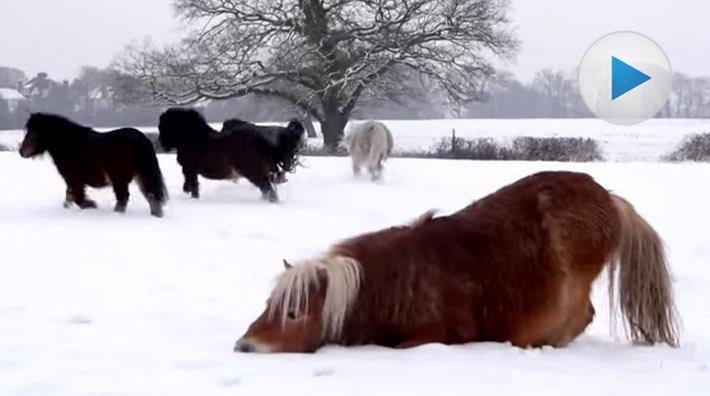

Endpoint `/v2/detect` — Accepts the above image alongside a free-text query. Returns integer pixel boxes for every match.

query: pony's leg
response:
[112,182,129,213]
[260,182,279,203]
[147,197,164,218]
[182,167,199,198]
[553,288,596,347]
[368,162,383,181]
[63,187,74,208]
[273,172,288,184]
[351,157,361,176]
[71,184,97,209]
[243,170,279,203]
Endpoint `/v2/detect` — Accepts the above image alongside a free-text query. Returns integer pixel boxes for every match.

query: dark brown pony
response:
[19,113,167,217]
[221,118,304,184]
[158,108,304,202]
[236,171,679,353]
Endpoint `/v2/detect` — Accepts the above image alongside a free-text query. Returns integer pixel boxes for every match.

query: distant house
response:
[0,88,28,112]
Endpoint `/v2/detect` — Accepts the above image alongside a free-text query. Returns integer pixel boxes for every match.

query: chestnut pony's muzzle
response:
[234,340,255,353]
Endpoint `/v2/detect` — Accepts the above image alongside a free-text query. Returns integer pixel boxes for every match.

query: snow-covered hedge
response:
[302,135,604,162]
[428,136,603,162]
[666,133,710,162]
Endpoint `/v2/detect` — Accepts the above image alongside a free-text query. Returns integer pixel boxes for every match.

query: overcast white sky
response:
[0,0,708,82]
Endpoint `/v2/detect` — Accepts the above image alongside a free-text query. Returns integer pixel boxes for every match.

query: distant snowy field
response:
[0,152,708,395]
[3,118,710,161]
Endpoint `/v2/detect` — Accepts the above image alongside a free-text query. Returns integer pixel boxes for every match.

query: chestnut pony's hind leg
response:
[547,279,595,347]
[559,291,595,346]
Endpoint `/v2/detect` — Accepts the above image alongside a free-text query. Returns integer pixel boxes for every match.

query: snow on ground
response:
[0,152,708,395]
[3,118,710,161]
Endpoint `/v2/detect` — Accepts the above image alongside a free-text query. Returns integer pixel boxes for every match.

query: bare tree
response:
[119,0,517,150]
[667,73,710,118]
[532,68,575,117]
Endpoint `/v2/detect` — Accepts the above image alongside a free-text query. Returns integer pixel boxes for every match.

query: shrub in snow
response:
[511,137,603,162]
[299,135,604,162]
[432,137,514,160]
[430,135,603,162]
[665,133,710,162]
[301,143,348,157]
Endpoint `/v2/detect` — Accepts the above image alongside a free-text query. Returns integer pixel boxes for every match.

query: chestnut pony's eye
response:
[287,310,297,320]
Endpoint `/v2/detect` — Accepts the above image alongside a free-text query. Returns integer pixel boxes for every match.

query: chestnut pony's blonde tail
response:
[609,195,679,347]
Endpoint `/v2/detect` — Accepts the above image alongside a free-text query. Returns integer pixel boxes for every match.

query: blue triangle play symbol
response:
[611,56,651,100]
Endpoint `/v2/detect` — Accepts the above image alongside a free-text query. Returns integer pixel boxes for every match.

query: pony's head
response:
[20,113,75,158]
[285,119,304,133]
[235,255,362,353]
[157,108,212,150]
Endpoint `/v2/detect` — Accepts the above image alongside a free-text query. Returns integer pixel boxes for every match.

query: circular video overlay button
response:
[578,31,672,126]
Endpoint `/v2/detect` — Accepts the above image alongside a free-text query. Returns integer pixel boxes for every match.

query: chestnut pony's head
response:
[235,256,361,353]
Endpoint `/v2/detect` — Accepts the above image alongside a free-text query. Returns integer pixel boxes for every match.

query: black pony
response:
[158,108,304,202]
[19,113,168,217]
[220,118,304,183]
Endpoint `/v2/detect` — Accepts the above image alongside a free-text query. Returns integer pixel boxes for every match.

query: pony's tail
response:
[275,119,305,173]
[608,195,679,347]
[366,124,387,166]
[136,138,169,206]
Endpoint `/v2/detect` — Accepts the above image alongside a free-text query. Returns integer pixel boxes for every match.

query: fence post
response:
[451,128,457,158]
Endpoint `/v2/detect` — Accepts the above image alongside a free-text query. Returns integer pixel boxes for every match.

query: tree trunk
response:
[320,108,348,153]
[300,113,317,138]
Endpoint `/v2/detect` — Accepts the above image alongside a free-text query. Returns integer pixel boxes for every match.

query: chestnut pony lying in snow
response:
[236,171,679,353]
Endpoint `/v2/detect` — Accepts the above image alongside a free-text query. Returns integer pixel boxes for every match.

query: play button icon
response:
[611,56,651,100]
[579,31,672,125]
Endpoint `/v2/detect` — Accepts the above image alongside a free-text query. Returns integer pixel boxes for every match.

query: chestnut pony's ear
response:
[283,259,293,270]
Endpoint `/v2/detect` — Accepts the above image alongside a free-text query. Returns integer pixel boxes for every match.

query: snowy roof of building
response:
[0,88,26,101]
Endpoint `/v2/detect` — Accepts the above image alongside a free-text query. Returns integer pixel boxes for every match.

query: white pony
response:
[343,120,393,181]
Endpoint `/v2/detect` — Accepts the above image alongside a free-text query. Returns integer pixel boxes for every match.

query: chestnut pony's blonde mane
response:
[268,255,362,339]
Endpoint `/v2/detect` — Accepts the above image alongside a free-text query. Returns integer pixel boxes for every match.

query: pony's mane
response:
[409,209,437,227]
[222,118,255,131]
[269,255,362,339]
[158,108,216,141]
[26,113,92,135]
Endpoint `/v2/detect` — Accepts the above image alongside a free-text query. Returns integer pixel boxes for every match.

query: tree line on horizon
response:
[2,64,708,132]
[2,0,709,146]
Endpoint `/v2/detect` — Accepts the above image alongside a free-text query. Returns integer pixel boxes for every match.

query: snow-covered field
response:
[3,118,710,161]
[0,152,708,395]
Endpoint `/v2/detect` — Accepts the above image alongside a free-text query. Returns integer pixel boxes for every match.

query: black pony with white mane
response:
[158,108,304,202]
[19,113,168,217]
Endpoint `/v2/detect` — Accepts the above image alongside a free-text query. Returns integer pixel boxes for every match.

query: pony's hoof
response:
[114,203,127,213]
[63,201,73,209]
[150,209,164,218]
[263,191,279,203]
[79,200,97,209]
